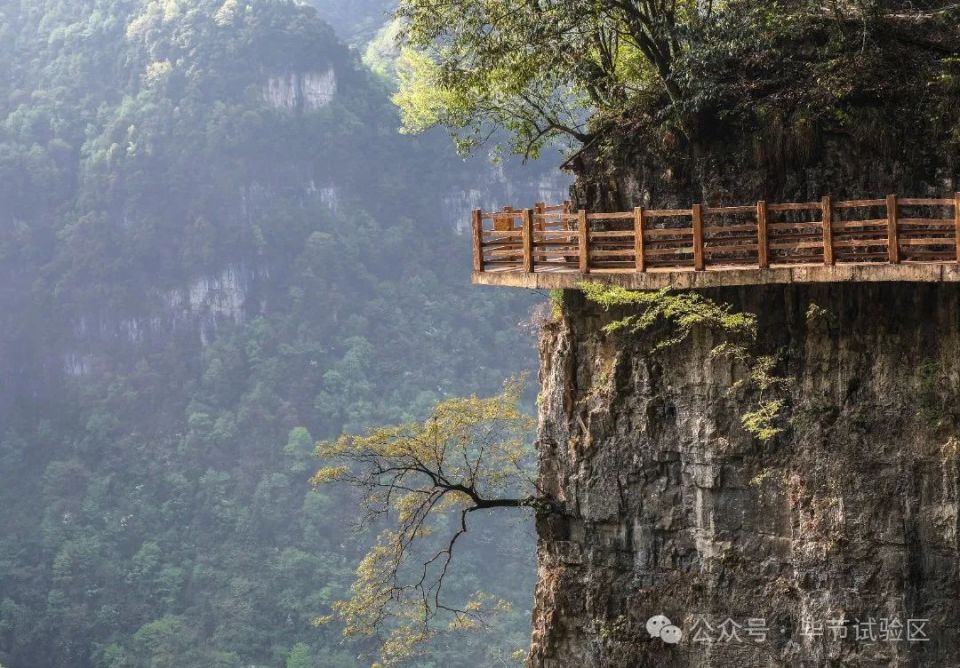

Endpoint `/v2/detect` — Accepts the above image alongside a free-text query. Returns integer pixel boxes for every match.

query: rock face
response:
[568,135,958,214]
[530,283,960,667]
[262,68,337,111]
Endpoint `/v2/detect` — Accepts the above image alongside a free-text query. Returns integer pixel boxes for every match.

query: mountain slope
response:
[0,1,562,665]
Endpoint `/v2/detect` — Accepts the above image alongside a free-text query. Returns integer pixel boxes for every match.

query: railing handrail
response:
[472,194,960,275]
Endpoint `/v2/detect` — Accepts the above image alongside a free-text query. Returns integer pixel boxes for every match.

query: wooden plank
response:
[522,209,534,272]
[704,224,760,234]
[834,199,886,209]
[956,193,960,263]
[704,244,760,254]
[589,250,636,257]
[831,219,888,230]
[766,233,826,242]
[705,234,763,245]
[768,202,821,212]
[757,201,769,268]
[589,230,636,238]
[822,196,834,265]
[485,248,526,258]
[483,244,522,254]
[644,246,695,257]
[471,209,484,272]
[899,198,955,206]
[634,207,646,272]
[645,208,692,217]
[643,228,693,238]
[703,204,757,215]
[692,204,705,270]
[578,209,589,273]
[897,218,955,227]
[533,250,578,257]
[897,238,956,247]
[832,239,894,248]
[645,242,698,252]
[533,233,578,241]
[768,222,823,231]
[532,242,579,249]
[586,211,635,220]
[768,241,826,250]
[887,194,900,264]
[898,233,957,240]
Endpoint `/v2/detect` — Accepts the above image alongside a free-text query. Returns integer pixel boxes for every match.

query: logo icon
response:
[647,614,683,645]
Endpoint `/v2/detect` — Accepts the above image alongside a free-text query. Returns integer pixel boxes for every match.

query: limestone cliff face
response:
[530,284,960,667]
[262,68,337,111]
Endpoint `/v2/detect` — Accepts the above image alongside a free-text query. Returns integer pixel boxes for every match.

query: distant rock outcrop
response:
[262,68,337,111]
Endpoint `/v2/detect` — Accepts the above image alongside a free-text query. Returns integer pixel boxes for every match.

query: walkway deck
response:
[471,195,960,289]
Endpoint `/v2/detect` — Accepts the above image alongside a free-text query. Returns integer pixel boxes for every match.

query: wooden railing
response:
[471,195,960,274]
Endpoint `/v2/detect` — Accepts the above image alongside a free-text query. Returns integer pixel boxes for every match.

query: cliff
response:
[530,283,960,667]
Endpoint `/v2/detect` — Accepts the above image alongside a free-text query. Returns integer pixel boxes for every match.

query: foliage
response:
[578,282,757,350]
[312,379,543,665]
[0,1,547,666]
[391,0,960,158]
[579,282,789,441]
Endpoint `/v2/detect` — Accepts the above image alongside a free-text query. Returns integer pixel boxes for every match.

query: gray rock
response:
[529,284,960,668]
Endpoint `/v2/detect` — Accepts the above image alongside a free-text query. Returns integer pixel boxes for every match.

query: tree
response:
[311,378,549,665]
[285,642,314,668]
[392,0,960,158]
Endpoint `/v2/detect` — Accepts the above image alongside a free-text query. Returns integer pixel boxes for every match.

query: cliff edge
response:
[531,283,960,667]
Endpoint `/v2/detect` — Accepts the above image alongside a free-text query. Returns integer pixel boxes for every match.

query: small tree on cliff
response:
[311,378,547,665]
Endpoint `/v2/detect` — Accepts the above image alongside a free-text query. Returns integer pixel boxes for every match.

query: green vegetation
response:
[393,0,960,160]
[312,379,542,665]
[0,1,548,666]
[578,282,788,441]
[579,283,757,349]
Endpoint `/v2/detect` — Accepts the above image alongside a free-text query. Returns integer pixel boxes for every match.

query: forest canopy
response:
[393,0,960,157]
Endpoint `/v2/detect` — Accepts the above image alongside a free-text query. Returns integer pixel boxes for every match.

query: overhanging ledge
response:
[473,263,960,290]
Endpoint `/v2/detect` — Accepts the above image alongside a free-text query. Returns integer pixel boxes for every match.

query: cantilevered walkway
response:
[471,195,960,289]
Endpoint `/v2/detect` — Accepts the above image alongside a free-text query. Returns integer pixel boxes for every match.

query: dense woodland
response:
[0,1,559,666]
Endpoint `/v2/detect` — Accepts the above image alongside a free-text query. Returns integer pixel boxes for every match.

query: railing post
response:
[578,209,590,274]
[471,209,484,272]
[886,194,900,264]
[821,195,834,266]
[692,203,705,271]
[634,207,646,272]
[534,202,545,232]
[522,208,534,273]
[954,192,960,263]
[757,200,769,268]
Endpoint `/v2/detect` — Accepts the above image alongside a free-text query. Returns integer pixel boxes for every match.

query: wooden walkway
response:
[471,195,960,289]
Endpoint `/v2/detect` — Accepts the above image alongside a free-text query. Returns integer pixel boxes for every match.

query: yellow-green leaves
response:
[311,377,537,666]
[580,282,788,442]
[579,282,757,350]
